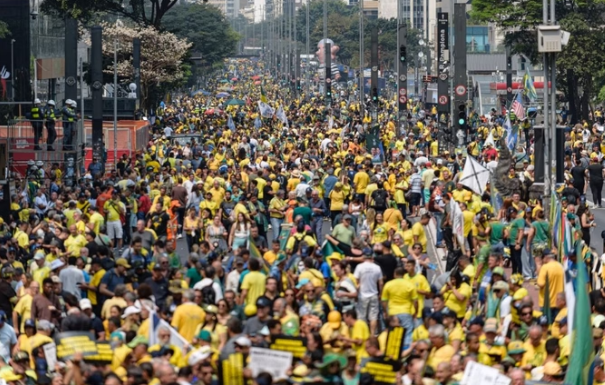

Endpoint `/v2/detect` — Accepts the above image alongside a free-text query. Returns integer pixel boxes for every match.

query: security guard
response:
[45,100,58,151]
[61,99,77,150]
[29,98,43,150]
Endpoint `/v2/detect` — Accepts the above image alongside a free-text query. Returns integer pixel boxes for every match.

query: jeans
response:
[433,212,443,245]
[32,122,43,146]
[270,217,283,241]
[46,122,57,146]
[396,313,415,351]
[63,122,74,150]
[312,217,325,244]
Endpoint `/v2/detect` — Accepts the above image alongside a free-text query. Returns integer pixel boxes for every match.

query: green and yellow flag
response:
[322,241,344,262]
[260,85,268,103]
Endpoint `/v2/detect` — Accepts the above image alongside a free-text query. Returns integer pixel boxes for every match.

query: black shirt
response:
[150,211,170,237]
[588,163,604,183]
[145,276,169,310]
[374,253,399,282]
[0,280,16,314]
[570,166,586,190]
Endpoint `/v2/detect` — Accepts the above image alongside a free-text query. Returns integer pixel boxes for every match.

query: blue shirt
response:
[323,175,338,198]
[100,269,125,293]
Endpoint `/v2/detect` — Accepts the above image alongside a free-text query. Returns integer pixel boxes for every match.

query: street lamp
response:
[10,39,15,101]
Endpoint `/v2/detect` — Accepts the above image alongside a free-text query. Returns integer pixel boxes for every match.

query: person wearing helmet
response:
[27,98,43,150]
[61,99,77,150]
[44,100,57,151]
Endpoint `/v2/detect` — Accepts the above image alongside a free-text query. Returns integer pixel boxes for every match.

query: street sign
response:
[439,73,448,81]
[506,86,512,93]
[399,96,408,104]
[399,74,407,81]
[399,88,407,96]
[455,84,466,96]
[438,95,448,105]
[371,66,378,72]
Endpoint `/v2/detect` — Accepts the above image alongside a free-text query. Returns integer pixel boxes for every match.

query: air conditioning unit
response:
[537,25,562,53]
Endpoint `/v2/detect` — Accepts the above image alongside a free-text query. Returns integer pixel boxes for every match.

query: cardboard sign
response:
[249,347,293,380]
[270,335,307,358]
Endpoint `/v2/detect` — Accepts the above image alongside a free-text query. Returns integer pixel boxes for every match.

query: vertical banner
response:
[437,12,449,115]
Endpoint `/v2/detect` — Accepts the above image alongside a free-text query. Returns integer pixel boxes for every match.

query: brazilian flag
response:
[322,241,344,262]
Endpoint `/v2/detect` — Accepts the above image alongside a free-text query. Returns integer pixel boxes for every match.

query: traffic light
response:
[457,104,467,128]
[399,45,407,63]
[326,84,331,98]
[371,87,378,103]
[296,81,301,91]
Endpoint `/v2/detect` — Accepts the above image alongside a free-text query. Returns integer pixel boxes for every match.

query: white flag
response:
[148,311,189,351]
[484,130,495,148]
[328,116,334,130]
[258,101,275,118]
[276,106,288,126]
[450,199,466,252]
[459,156,490,195]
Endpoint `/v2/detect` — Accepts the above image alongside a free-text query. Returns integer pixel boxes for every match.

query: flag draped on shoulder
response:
[450,199,465,251]
[276,106,289,126]
[322,241,344,262]
[149,311,189,351]
[227,114,236,132]
[504,116,517,151]
[258,101,274,118]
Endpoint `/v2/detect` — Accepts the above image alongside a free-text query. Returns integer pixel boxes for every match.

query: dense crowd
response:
[1,57,605,385]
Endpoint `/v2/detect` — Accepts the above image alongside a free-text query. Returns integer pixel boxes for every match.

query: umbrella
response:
[205,108,223,115]
[226,99,245,106]
[216,92,230,98]
[191,89,210,96]
[231,77,238,81]
[254,80,261,85]
[251,75,261,80]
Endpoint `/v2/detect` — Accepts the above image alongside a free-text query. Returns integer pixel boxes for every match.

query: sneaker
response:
[34,145,42,151]
[177,234,183,239]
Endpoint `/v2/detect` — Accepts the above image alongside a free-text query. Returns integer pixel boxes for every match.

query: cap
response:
[49,259,64,270]
[235,336,251,347]
[152,263,164,270]
[188,346,212,366]
[441,307,456,318]
[203,304,218,314]
[110,331,125,342]
[235,256,245,265]
[79,298,92,310]
[24,319,36,329]
[327,311,342,329]
[116,258,131,268]
[543,362,563,376]
[295,278,310,289]
[469,316,484,327]
[198,330,212,342]
[122,305,141,319]
[343,214,352,221]
[492,266,505,276]
[542,248,555,258]
[362,247,373,258]
[484,318,498,333]
[12,351,29,362]
[492,281,509,291]
[33,251,45,261]
[507,340,526,355]
[51,275,61,283]
[127,336,149,349]
[256,296,271,308]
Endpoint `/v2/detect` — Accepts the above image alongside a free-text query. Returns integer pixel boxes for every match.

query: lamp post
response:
[10,39,15,101]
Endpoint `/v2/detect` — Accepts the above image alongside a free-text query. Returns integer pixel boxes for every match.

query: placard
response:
[43,343,57,372]
[85,341,113,365]
[218,353,245,385]
[249,347,293,380]
[384,326,405,360]
[360,357,401,385]
[54,332,98,360]
[460,361,511,385]
[270,335,307,358]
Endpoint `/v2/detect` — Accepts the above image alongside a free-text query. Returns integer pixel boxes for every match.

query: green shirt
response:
[186,267,202,288]
[292,206,313,225]
[489,221,505,245]
[332,223,355,245]
[532,220,550,243]
[508,218,525,244]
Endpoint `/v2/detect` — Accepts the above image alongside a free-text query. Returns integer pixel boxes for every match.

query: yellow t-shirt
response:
[411,222,427,252]
[442,282,471,318]
[351,319,370,363]
[329,190,345,211]
[171,302,206,342]
[104,200,125,222]
[89,212,105,234]
[88,269,106,305]
[428,344,456,370]
[405,273,431,318]
[14,294,33,333]
[372,223,389,244]
[462,210,475,236]
[381,278,418,315]
[537,261,564,308]
[241,271,267,305]
[522,340,546,368]
[353,172,370,194]
[64,234,87,257]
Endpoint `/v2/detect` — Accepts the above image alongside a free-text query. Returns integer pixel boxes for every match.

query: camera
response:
[30,10,38,20]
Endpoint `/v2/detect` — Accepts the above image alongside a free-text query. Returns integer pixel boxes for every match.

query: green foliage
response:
[0,20,9,38]
[162,4,239,70]
[41,0,179,28]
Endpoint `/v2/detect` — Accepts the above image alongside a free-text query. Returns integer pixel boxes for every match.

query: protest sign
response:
[54,332,98,361]
[270,335,307,358]
[249,347,293,380]
[460,361,511,385]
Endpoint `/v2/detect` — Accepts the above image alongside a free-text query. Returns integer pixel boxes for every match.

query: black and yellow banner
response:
[360,357,402,385]
[54,332,99,361]
[218,353,245,385]
[270,335,307,359]
[384,326,405,360]
[85,342,113,365]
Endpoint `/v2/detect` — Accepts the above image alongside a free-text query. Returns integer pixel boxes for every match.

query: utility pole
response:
[306,0,310,96]
[436,12,450,146]
[453,3,467,145]
[370,26,378,122]
[397,23,408,133]
[359,0,364,116]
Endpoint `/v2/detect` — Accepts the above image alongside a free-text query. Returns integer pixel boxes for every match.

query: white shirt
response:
[193,278,223,303]
[225,270,242,294]
[353,260,382,299]
[34,194,48,215]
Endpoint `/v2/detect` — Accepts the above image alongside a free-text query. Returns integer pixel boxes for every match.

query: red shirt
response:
[139,194,151,214]
[96,190,112,217]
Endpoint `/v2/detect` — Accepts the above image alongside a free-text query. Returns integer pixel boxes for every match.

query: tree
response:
[162,3,239,70]
[41,0,181,28]
[471,0,605,120]
[0,21,9,38]
[83,22,192,109]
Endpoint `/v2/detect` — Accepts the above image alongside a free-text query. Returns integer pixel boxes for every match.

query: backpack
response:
[372,190,387,209]
[201,284,216,305]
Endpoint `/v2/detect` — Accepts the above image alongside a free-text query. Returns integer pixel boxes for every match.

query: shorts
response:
[409,193,421,206]
[107,220,123,239]
[357,296,380,322]
[532,242,548,258]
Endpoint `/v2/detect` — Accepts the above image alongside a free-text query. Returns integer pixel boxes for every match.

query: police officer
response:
[61,99,77,150]
[45,100,58,151]
[28,98,43,150]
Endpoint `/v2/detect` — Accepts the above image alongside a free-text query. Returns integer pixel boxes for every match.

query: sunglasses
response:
[305,290,314,293]
[521,312,532,316]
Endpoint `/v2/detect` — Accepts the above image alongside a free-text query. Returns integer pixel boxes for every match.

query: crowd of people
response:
[1,57,605,385]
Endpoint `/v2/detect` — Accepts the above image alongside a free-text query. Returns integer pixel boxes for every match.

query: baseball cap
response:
[327,311,342,329]
[256,296,271,308]
[198,330,212,342]
[127,336,149,349]
[122,306,141,319]
[507,340,526,355]
[343,214,352,221]
[441,307,456,318]
[492,281,509,291]
[24,319,36,329]
[188,346,212,366]
[235,336,251,347]
[543,362,563,376]
[152,263,164,270]
[49,259,64,270]
[115,258,131,268]
[79,298,92,310]
[362,247,373,258]
[484,318,498,333]
[33,251,45,261]
[492,266,505,276]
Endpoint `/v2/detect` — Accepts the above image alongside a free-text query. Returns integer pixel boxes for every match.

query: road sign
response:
[399,74,407,81]
[399,88,407,96]
[506,86,512,93]
[372,66,378,72]
[439,73,448,81]
[438,95,448,105]
[399,96,408,104]
[455,84,466,96]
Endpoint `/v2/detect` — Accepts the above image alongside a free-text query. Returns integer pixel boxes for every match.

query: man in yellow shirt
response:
[342,309,370,363]
[537,250,564,320]
[381,266,417,350]
[353,167,370,201]
[104,190,126,250]
[239,258,266,305]
[78,258,105,316]
[64,224,87,257]
[12,281,39,334]
[319,311,350,354]
[171,289,206,341]
[427,324,455,370]
[412,214,430,252]
[521,325,546,371]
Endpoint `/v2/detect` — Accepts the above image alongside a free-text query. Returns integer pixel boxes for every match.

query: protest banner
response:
[460,361,511,385]
[384,326,405,360]
[249,347,293,380]
[218,352,245,385]
[360,357,401,385]
[270,335,307,358]
[54,332,99,361]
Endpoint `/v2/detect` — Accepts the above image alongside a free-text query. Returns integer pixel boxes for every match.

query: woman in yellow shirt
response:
[371,212,389,244]
[183,207,201,252]
[329,182,346,220]
[441,273,472,320]
[195,305,227,351]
